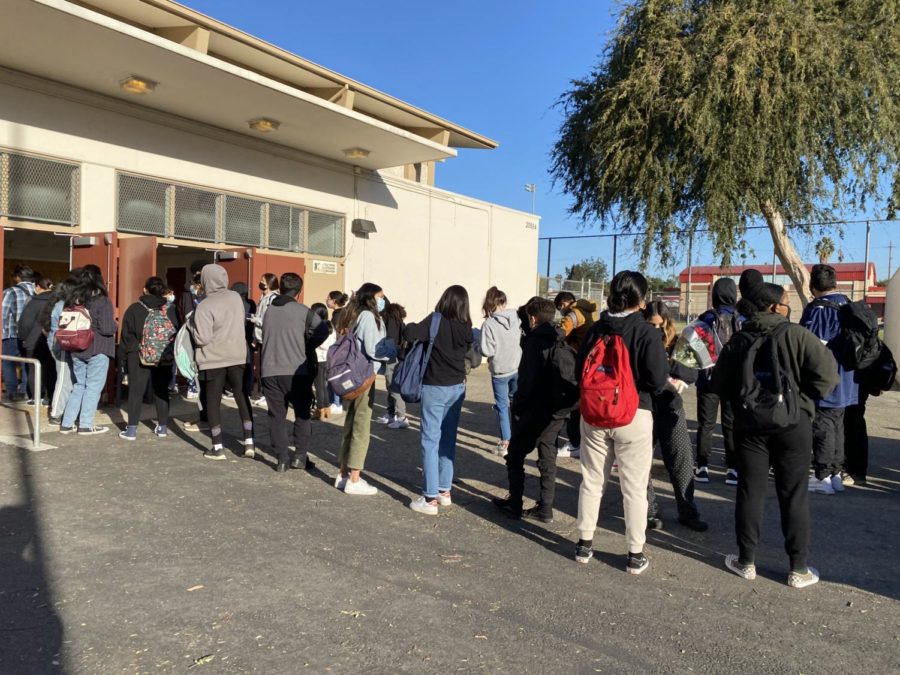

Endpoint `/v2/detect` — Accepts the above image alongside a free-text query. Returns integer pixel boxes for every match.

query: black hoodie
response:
[576,310,669,412]
[120,295,180,356]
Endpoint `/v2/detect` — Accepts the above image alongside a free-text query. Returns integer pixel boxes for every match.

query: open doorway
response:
[155,244,216,311]
[3,229,71,287]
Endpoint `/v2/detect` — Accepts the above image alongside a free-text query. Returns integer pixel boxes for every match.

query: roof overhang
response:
[0,0,458,170]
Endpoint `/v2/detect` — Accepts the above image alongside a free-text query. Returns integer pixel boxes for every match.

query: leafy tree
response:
[815,236,835,264]
[565,256,609,283]
[551,1,900,306]
[645,275,678,292]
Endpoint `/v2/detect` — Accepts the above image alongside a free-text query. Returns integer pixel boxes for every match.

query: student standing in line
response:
[249,274,278,406]
[118,276,180,440]
[800,264,858,494]
[574,271,669,575]
[178,260,206,401]
[189,264,256,460]
[2,264,36,401]
[260,273,328,472]
[18,275,55,405]
[493,297,576,522]
[406,286,473,515]
[47,276,77,425]
[555,292,597,460]
[713,283,838,588]
[60,265,117,435]
[333,283,396,495]
[326,290,349,416]
[643,301,708,532]
[479,287,522,457]
[693,278,742,485]
[310,303,336,418]
[376,299,410,429]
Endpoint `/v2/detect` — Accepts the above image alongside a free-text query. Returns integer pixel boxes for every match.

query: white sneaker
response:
[410,496,438,515]
[830,474,845,492]
[725,554,757,580]
[251,396,268,409]
[788,566,820,589]
[694,466,710,483]
[388,416,410,430]
[557,443,580,459]
[436,492,452,506]
[375,413,392,424]
[334,473,348,490]
[186,390,199,400]
[494,441,509,458]
[344,477,377,496]
[725,469,739,486]
[329,404,344,416]
[808,476,835,495]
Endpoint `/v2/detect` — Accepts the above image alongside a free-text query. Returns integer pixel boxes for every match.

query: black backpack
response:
[548,338,579,414]
[855,342,898,396]
[810,298,881,371]
[737,322,801,433]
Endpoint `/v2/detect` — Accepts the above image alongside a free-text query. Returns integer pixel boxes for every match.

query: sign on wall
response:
[313,260,338,275]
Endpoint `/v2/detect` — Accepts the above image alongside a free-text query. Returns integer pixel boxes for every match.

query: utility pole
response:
[863,221,871,300]
[889,240,894,280]
[686,234,693,320]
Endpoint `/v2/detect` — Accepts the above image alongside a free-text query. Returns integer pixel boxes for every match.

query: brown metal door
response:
[117,236,157,322]
[215,248,250,291]
[250,251,307,303]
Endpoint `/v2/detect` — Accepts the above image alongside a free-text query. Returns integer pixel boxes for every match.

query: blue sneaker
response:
[118,426,137,441]
[154,425,168,438]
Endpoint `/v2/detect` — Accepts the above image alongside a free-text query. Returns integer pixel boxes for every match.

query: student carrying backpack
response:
[573,271,669,576]
[714,282,838,589]
[118,277,181,441]
[493,297,578,523]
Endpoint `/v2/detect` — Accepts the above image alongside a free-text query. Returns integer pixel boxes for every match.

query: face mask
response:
[259,282,267,291]
[165,294,175,303]
[376,297,386,312]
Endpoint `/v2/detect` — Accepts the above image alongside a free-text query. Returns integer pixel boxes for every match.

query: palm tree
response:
[816,237,835,264]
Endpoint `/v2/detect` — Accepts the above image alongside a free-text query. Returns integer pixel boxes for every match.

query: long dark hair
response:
[72,264,107,302]
[336,282,383,333]
[436,285,471,327]
[482,286,507,318]
[310,302,333,335]
[607,271,647,313]
[261,273,279,292]
[644,300,677,348]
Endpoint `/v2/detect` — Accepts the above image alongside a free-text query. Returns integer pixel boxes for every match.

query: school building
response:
[0,0,539,329]
[678,263,886,318]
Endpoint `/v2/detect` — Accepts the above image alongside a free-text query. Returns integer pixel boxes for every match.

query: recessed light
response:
[120,76,157,94]
[343,147,370,159]
[248,118,280,133]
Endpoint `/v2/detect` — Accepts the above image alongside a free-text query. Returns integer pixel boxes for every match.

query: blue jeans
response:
[2,337,26,397]
[491,373,518,442]
[420,383,466,498]
[62,354,109,428]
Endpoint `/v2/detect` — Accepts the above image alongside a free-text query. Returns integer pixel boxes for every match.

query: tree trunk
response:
[760,201,811,307]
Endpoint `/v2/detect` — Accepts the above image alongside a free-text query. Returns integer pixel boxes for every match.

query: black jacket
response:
[577,311,669,412]
[512,322,567,418]
[17,293,52,353]
[404,314,472,386]
[120,295,180,356]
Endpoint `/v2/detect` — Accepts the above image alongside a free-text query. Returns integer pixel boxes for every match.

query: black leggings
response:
[313,362,328,409]
[200,365,253,447]
[126,352,170,428]
[647,405,700,521]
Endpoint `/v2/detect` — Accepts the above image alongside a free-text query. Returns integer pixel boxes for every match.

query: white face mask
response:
[165,294,175,303]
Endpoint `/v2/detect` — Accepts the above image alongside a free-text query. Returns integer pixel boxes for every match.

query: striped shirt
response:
[1,282,36,339]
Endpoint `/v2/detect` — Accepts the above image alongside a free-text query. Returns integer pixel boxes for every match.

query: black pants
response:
[262,373,313,464]
[843,393,869,480]
[25,337,55,403]
[812,406,845,479]
[200,365,253,448]
[566,408,581,448]
[696,380,736,469]
[313,362,329,409]
[125,352,171,428]
[735,418,812,571]
[647,405,700,521]
[505,413,567,517]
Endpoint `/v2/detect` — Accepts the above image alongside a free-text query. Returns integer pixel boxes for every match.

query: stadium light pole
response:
[524,183,536,214]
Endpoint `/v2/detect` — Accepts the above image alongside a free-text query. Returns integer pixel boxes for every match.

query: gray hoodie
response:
[480,309,522,377]
[190,264,248,371]
[261,294,328,377]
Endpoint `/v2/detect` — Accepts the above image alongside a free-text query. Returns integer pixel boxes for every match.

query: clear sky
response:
[184,0,898,282]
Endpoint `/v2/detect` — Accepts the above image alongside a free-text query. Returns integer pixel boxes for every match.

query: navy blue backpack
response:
[390,312,441,403]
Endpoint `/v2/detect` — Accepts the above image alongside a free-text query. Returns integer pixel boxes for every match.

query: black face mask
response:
[259,282,267,291]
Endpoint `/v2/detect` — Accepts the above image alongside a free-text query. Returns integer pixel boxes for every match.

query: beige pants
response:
[576,408,654,553]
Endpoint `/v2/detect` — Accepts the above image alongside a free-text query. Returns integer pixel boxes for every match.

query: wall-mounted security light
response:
[120,76,157,94]
[343,147,370,160]
[351,218,377,238]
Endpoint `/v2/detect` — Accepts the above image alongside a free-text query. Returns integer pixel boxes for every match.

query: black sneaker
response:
[626,552,650,575]
[647,516,664,530]
[78,426,108,435]
[288,457,316,472]
[575,539,593,564]
[204,448,227,461]
[492,497,522,519]
[678,516,709,532]
[47,416,62,426]
[694,466,710,483]
[59,425,76,435]
[522,505,553,523]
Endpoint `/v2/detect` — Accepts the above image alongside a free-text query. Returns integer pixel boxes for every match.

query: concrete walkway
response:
[1,370,898,673]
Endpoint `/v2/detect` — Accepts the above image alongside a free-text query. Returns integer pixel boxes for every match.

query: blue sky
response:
[185,0,898,282]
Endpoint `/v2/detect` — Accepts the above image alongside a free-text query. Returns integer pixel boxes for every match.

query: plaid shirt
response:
[2,282,36,339]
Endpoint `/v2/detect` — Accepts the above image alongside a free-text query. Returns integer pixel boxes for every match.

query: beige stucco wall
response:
[0,77,538,319]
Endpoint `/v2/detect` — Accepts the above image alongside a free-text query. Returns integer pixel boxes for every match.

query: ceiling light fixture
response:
[120,76,157,94]
[248,118,280,133]
[343,147,370,160]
